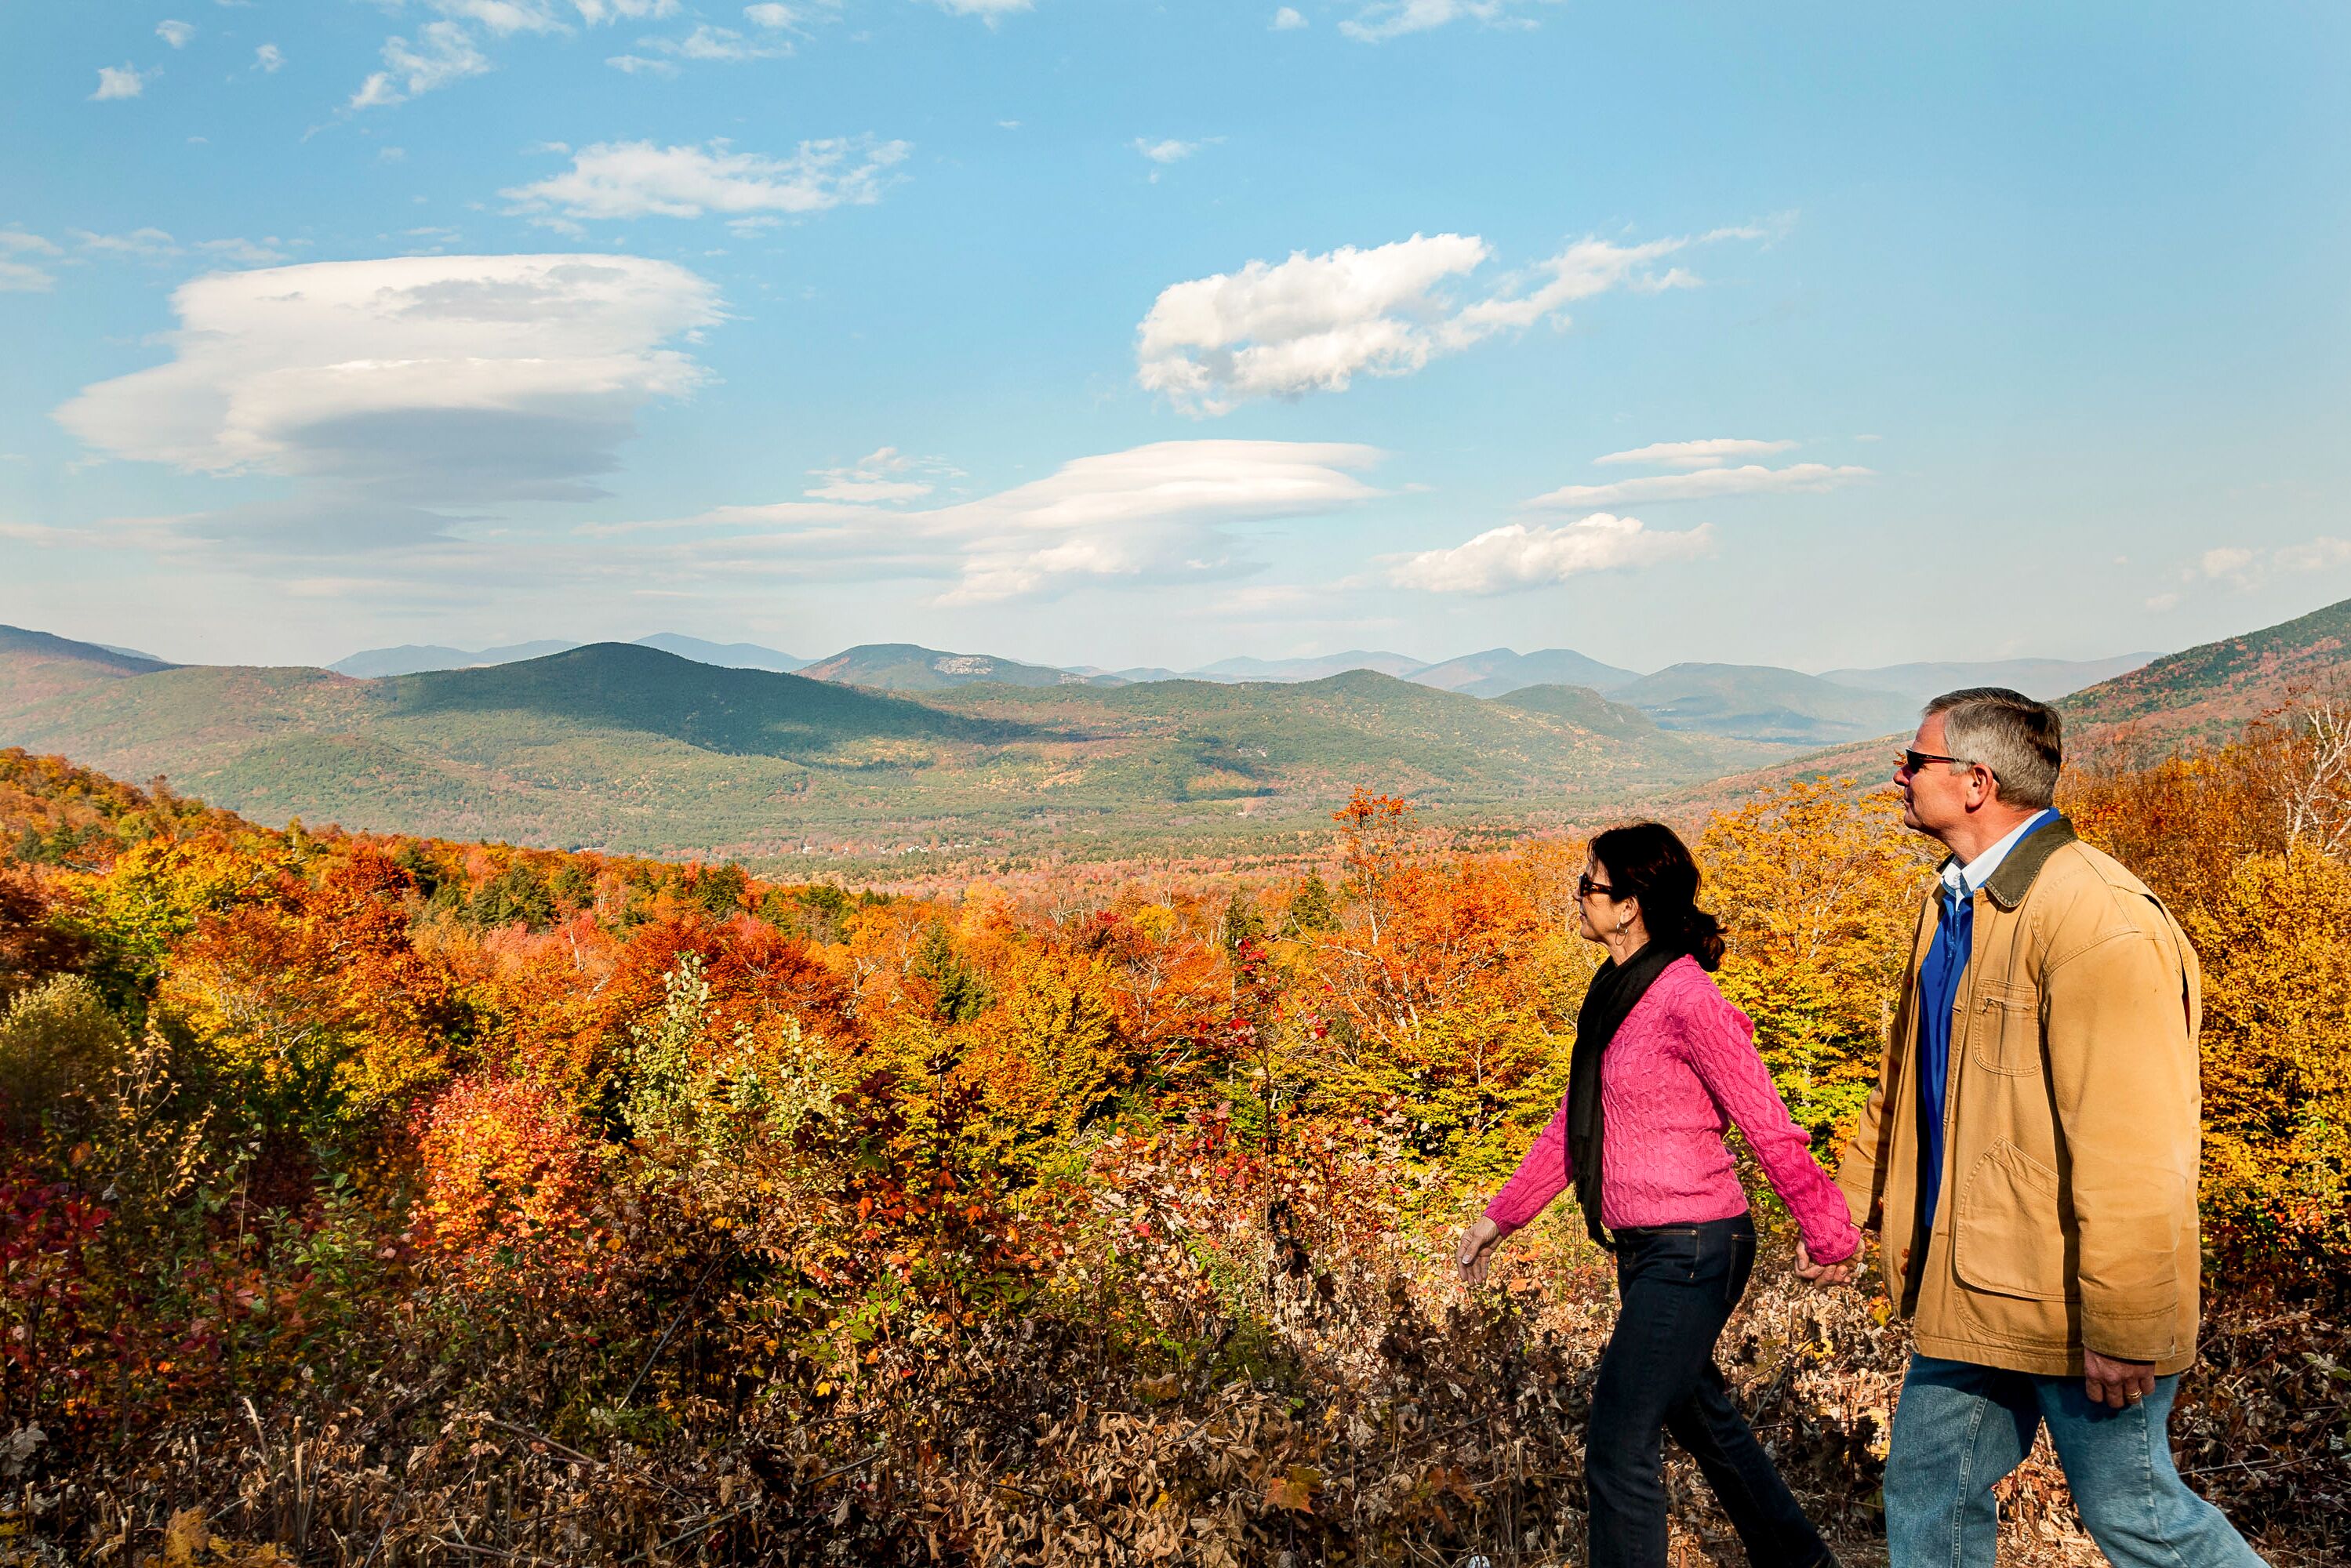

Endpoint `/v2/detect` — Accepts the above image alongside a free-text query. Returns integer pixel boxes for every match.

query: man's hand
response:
[1457,1215,1504,1287]
[2083,1348,2157,1410]
[1793,1235,1858,1287]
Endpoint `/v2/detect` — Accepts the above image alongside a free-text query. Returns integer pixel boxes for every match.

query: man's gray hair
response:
[1924,687,2063,809]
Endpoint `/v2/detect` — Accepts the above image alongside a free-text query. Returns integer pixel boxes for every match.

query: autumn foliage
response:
[0,730,2343,1564]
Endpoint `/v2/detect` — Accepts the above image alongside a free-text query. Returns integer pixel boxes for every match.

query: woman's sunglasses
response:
[1576,873,1616,900]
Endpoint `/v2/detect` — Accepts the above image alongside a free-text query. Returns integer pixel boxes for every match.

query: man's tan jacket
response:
[1836,816,2204,1377]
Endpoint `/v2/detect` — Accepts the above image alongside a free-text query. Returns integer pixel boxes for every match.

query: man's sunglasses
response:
[1897,749,1973,774]
[1576,873,1616,900]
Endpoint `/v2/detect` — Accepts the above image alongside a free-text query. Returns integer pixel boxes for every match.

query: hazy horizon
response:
[9,615,2178,688]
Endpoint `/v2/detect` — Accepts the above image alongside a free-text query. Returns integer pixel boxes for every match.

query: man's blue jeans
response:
[1884,1354,2268,1568]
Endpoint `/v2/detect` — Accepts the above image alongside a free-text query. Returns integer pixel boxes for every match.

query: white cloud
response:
[158,20,197,48]
[2273,537,2351,574]
[927,0,1033,16]
[2190,537,2351,591]
[74,227,181,258]
[194,237,295,265]
[806,446,956,503]
[2197,546,2256,583]
[1139,234,1487,414]
[1524,462,1871,509]
[2144,591,2182,612]
[1387,512,1711,593]
[427,0,569,35]
[660,440,1384,603]
[1339,0,1548,42]
[1594,437,1797,470]
[1,230,62,290]
[744,1,838,25]
[633,24,790,61]
[572,0,683,20]
[604,54,676,74]
[351,22,490,108]
[92,65,152,101]
[1135,137,1208,165]
[362,0,678,66]
[1441,235,1695,339]
[255,42,285,71]
[505,139,910,222]
[1138,230,1731,415]
[56,253,721,509]
[1272,7,1308,27]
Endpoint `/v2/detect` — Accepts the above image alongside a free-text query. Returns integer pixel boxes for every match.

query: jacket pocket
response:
[1953,1140,2075,1302]
[1970,982,2043,1078]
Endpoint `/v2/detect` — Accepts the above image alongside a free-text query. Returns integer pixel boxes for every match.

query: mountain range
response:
[0,630,1770,862]
[322,637,2151,747]
[4,599,2327,868]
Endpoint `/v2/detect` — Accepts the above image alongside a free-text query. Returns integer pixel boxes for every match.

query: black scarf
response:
[1567,941,1681,1250]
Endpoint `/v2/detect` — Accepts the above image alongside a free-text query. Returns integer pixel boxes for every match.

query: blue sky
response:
[2,1,2346,673]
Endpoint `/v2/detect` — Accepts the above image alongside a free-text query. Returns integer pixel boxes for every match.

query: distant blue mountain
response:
[1190,650,1429,682]
[630,633,811,673]
[1817,655,2157,704]
[331,641,580,678]
[1407,647,1641,697]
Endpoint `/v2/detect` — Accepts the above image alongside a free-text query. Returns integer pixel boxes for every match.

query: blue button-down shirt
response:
[1917,808,2057,1234]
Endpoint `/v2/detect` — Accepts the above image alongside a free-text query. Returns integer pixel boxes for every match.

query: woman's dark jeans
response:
[1587,1214,1835,1568]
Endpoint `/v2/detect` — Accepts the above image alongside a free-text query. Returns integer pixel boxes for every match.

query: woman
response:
[1457,821,1859,1568]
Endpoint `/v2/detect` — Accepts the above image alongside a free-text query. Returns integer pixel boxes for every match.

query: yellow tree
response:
[957,947,1126,1159]
[160,844,461,1135]
[1699,778,1933,1141]
[2181,844,2351,1276]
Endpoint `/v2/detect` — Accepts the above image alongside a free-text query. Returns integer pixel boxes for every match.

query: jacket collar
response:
[1978,814,2076,911]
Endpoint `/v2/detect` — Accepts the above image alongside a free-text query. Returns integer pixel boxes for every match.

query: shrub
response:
[0,974,127,1145]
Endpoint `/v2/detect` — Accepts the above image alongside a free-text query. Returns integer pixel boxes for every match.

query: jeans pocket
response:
[1723,1226,1756,1308]
[1620,1226,1703,1286]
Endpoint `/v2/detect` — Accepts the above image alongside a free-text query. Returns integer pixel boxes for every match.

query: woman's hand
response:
[1457,1215,1505,1286]
[1794,1232,1859,1287]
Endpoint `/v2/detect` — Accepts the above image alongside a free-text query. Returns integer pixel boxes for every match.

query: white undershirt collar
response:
[1940,808,2058,898]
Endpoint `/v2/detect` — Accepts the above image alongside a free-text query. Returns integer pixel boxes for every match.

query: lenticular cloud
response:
[57,253,721,504]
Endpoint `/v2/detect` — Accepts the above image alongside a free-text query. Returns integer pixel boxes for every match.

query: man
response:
[1797,688,2266,1567]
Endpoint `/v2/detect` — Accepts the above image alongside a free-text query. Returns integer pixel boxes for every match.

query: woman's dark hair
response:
[1587,820,1726,971]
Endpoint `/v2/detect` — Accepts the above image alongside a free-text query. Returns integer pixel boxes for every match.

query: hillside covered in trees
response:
[0,632,1772,866]
[9,597,2347,873]
[1,713,2346,1564]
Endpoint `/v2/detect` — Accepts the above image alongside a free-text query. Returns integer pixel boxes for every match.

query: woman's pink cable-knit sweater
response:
[1485,954,1859,1264]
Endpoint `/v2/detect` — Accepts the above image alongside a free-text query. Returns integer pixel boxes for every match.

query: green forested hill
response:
[797,642,1096,690]
[2062,595,2351,744]
[918,669,1764,798]
[1494,683,1665,740]
[0,624,177,709]
[0,640,1775,863]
